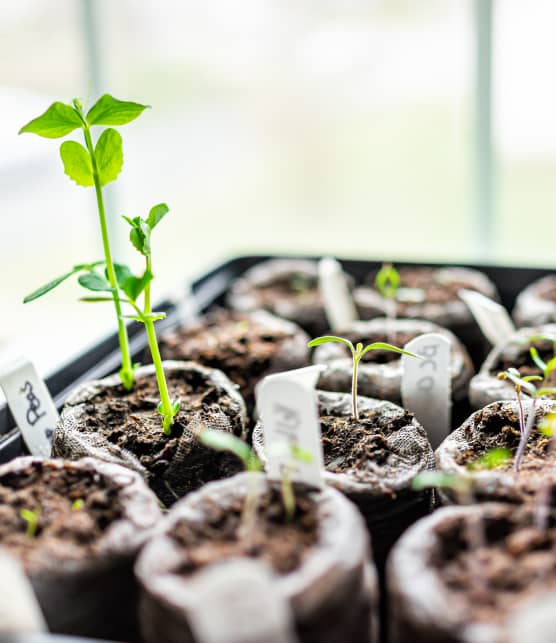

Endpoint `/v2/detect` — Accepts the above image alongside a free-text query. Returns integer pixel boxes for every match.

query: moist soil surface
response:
[490,337,556,388]
[0,461,122,572]
[160,310,292,410]
[171,487,319,576]
[77,370,244,504]
[367,267,483,309]
[455,403,556,496]
[252,272,320,307]
[431,505,556,624]
[320,408,416,485]
[339,330,420,364]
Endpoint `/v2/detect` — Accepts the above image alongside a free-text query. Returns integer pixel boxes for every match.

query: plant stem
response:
[143,257,174,435]
[516,387,526,436]
[514,397,537,472]
[352,352,360,420]
[82,125,134,390]
[238,472,260,547]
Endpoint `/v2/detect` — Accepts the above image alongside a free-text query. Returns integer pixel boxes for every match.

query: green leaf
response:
[307,336,355,352]
[361,342,420,359]
[375,263,400,299]
[123,215,151,256]
[79,296,117,303]
[95,128,123,186]
[545,356,556,378]
[147,203,169,229]
[60,141,94,186]
[73,260,105,271]
[23,270,76,303]
[530,347,548,373]
[171,400,181,415]
[78,272,112,292]
[86,94,150,126]
[467,447,511,471]
[112,263,133,289]
[198,429,258,470]
[121,271,152,301]
[412,471,467,491]
[19,102,82,138]
[537,387,556,397]
[539,412,556,437]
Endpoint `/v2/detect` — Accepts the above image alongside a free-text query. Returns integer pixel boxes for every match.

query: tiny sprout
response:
[467,447,511,472]
[308,335,420,420]
[277,444,314,523]
[20,508,40,539]
[72,499,85,511]
[375,263,400,300]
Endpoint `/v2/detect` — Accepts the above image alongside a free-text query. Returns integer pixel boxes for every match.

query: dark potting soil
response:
[431,505,556,624]
[490,337,556,388]
[0,461,122,571]
[339,329,419,364]
[320,409,416,487]
[160,310,290,409]
[171,487,319,576]
[455,403,556,489]
[367,267,486,308]
[78,370,243,502]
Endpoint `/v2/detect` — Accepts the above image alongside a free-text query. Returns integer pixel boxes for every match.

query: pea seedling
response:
[19,508,40,539]
[307,335,419,419]
[20,94,150,390]
[498,362,556,472]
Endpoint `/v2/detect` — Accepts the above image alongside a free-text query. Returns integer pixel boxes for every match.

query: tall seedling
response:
[20,95,150,390]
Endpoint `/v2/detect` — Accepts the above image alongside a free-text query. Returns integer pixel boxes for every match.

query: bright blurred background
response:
[1,0,555,374]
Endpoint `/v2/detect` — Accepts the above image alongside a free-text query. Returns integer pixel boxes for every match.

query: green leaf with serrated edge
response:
[86,94,150,126]
[530,347,548,373]
[360,342,420,358]
[95,128,123,186]
[121,271,152,301]
[375,263,400,299]
[60,141,94,186]
[146,203,169,229]
[412,471,467,491]
[19,102,82,138]
[199,429,255,470]
[112,263,133,289]
[307,336,354,352]
[78,272,112,292]
[467,447,511,471]
[23,270,75,303]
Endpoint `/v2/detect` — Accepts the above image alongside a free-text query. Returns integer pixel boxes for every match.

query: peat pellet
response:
[353,266,499,365]
[513,275,556,327]
[388,502,556,643]
[0,456,161,640]
[159,309,310,417]
[136,472,378,643]
[436,399,556,504]
[53,361,248,507]
[227,258,353,337]
[469,324,556,410]
[253,390,434,570]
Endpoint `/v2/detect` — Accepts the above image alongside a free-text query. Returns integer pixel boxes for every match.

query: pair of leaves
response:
[307,335,419,360]
[79,263,153,303]
[19,94,149,138]
[60,128,123,188]
[23,261,104,303]
[123,203,169,257]
[375,263,400,299]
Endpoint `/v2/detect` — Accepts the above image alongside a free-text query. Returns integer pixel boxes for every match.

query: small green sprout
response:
[499,367,556,472]
[19,508,40,539]
[308,335,420,420]
[72,499,85,511]
[20,94,150,390]
[199,428,262,544]
[466,447,511,471]
[375,263,400,300]
[277,444,314,523]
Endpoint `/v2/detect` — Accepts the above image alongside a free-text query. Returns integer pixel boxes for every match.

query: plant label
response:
[401,333,451,449]
[318,257,357,329]
[0,551,46,633]
[458,289,516,347]
[0,356,57,457]
[257,365,325,488]
[185,559,296,643]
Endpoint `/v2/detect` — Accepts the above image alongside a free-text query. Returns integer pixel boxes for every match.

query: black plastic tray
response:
[0,254,553,464]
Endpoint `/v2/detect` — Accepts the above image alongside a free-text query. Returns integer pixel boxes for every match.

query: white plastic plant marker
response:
[458,289,516,347]
[256,365,325,488]
[401,333,451,449]
[0,550,46,634]
[185,558,297,643]
[318,257,358,330]
[0,356,58,456]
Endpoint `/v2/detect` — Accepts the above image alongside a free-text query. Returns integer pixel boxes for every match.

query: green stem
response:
[144,258,174,435]
[352,353,360,420]
[82,125,134,390]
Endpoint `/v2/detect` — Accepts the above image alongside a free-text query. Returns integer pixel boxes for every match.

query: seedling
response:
[307,335,419,419]
[198,428,262,544]
[19,508,40,539]
[72,499,85,511]
[498,365,556,471]
[271,443,314,523]
[375,263,400,343]
[20,94,150,390]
